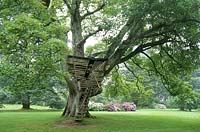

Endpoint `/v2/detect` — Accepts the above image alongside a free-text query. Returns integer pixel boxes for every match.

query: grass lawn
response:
[0,109,200,132]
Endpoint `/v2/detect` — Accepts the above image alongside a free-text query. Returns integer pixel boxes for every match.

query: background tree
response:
[0,0,67,109]
[191,69,200,92]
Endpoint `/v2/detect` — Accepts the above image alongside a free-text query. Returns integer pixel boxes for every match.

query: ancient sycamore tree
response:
[60,0,200,118]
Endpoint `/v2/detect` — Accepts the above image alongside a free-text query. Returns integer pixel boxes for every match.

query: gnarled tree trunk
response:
[62,68,104,119]
[63,93,102,118]
[62,87,90,118]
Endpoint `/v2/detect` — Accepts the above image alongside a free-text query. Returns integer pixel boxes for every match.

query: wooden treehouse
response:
[67,55,107,118]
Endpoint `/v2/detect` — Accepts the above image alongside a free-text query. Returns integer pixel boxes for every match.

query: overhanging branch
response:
[77,28,102,47]
[120,45,143,63]
[106,17,136,58]
[120,37,170,63]
[105,16,199,76]
[123,62,140,89]
[160,46,183,67]
[81,2,106,20]
[143,18,200,37]
[131,59,152,77]
[141,51,174,95]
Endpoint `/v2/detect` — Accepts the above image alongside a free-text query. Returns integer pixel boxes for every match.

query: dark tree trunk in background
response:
[21,93,31,109]
[22,102,30,109]
[180,105,185,111]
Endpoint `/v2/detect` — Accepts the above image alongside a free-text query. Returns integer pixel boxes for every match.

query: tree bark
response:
[62,92,100,118]
[70,0,84,57]
[62,76,103,118]
[62,90,90,118]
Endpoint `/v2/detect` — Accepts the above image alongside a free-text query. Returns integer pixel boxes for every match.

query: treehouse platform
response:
[67,55,107,118]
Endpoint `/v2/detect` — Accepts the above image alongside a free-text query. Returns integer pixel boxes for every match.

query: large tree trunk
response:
[21,93,31,109]
[62,75,103,119]
[62,90,90,118]
[62,82,102,119]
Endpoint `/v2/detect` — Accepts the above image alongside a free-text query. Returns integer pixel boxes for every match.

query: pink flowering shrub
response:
[106,103,122,111]
[122,102,137,111]
[105,102,136,111]
[88,101,137,112]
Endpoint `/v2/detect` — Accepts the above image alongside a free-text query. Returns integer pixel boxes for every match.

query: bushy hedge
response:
[48,98,65,109]
[88,101,105,111]
[0,103,4,108]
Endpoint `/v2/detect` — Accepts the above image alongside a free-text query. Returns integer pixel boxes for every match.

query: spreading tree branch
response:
[81,2,106,20]
[77,27,102,47]
[160,46,183,67]
[120,37,170,63]
[105,16,200,76]
[106,17,136,57]
[131,60,149,71]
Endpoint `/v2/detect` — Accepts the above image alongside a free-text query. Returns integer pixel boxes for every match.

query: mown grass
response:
[0,109,200,132]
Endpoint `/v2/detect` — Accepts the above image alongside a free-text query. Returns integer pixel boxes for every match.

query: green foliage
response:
[164,97,178,109]
[191,69,200,91]
[31,89,66,109]
[175,88,199,111]
[48,98,65,109]
[0,103,4,108]
[0,0,200,114]
[0,0,68,100]
[85,42,107,57]
[104,69,155,108]
[0,91,4,108]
